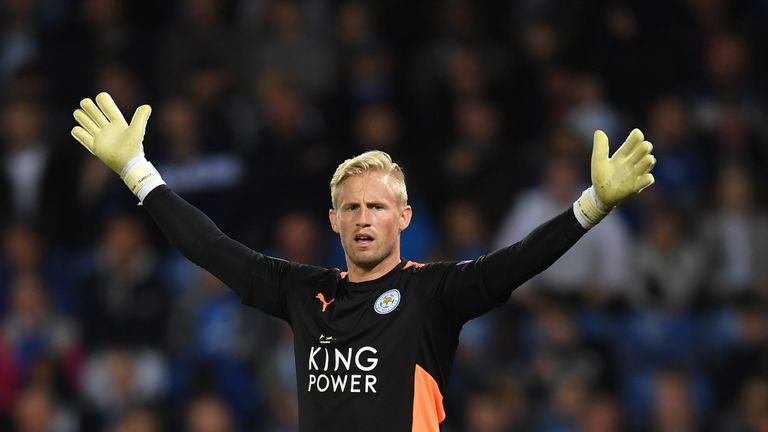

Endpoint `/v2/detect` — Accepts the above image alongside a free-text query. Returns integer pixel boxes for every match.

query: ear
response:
[329,209,340,233]
[399,205,413,232]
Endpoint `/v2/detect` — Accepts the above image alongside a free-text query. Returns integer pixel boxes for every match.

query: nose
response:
[356,206,371,227]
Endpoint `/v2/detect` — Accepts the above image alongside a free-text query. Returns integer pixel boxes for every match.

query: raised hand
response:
[574,128,656,228]
[71,92,164,199]
[591,128,656,207]
[72,92,151,175]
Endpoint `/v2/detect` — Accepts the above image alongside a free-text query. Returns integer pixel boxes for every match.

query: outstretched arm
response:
[71,93,289,318]
[486,128,656,293]
[438,129,656,320]
[141,185,257,299]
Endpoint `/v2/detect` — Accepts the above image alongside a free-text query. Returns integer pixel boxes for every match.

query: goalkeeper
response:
[71,93,655,431]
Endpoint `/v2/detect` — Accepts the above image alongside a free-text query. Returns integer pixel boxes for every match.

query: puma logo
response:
[315,293,335,312]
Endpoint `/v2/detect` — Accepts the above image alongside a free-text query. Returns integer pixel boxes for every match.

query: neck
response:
[346,253,401,283]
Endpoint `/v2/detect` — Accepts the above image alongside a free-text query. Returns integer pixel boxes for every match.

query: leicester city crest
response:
[374,289,401,314]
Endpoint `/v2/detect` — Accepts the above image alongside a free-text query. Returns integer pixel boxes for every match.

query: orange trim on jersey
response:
[412,364,445,431]
[404,260,426,270]
[333,268,348,279]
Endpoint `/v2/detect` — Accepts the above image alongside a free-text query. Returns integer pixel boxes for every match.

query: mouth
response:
[354,233,375,248]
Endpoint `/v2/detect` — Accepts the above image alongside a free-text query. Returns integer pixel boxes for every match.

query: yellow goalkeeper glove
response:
[574,128,656,228]
[71,92,165,201]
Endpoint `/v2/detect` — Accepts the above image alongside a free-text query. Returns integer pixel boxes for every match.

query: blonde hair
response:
[330,150,408,210]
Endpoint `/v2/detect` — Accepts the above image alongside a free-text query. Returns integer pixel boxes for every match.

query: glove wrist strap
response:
[121,155,146,178]
[573,186,612,229]
[122,158,166,202]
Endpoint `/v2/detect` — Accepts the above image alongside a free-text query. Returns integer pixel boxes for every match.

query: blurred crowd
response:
[1,0,768,430]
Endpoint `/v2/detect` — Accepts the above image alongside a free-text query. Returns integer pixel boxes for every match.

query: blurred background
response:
[0,0,768,430]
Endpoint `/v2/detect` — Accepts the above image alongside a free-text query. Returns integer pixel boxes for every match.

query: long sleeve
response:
[142,185,298,319]
[142,186,255,296]
[480,208,588,300]
[431,208,588,322]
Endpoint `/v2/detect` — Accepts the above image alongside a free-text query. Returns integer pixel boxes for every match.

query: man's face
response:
[329,171,411,271]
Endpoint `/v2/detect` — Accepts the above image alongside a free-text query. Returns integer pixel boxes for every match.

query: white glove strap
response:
[121,155,146,178]
[573,186,612,229]
[121,158,166,202]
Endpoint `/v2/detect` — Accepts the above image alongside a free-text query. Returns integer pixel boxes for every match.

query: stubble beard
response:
[346,242,393,271]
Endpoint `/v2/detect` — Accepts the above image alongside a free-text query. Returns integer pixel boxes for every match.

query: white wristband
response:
[121,158,166,202]
[573,186,612,229]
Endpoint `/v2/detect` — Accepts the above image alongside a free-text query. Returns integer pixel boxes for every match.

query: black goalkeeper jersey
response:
[142,186,587,431]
